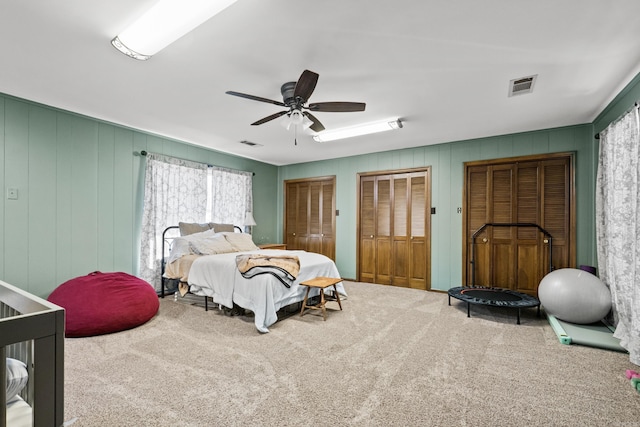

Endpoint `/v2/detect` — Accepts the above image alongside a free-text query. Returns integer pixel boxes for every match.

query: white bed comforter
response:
[187,249,346,332]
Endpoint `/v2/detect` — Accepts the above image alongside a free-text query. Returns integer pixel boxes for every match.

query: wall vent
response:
[508,74,537,97]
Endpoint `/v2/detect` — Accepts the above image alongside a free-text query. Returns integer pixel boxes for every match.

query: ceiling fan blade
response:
[307,102,366,112]
[226,91,286,107]
[304,112,325,132]
[251,110,288,126]
[293,70,319,102]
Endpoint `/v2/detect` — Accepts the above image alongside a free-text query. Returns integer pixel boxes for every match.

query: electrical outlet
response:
[7,188,18,200]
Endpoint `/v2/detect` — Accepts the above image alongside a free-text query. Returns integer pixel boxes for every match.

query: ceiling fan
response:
[225,70,366,133]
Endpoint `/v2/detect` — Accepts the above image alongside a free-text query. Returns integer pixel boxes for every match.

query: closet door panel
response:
[294,183,310,249]
[542,160,570,271]
[307,182,322,254]
[491,242,514,287]
[467,166,489,285]
[517,243,539,292]
[285,183,298,249]
[392,177,409,286]
[489,165,515,287]
[360,178,376,282]
[321,181,335,259]
[360,239,375,283]
[376,239,391,284]
[375,178,392,284]
[409,174,427,289]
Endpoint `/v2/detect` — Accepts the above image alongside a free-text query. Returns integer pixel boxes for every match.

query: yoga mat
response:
[546,313,627,353]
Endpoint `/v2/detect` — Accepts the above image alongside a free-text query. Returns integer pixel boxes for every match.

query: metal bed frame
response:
[159,225,242,311]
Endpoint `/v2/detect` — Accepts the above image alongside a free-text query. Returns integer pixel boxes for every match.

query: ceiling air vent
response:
[240,140,262,147]
[508,75,537,97]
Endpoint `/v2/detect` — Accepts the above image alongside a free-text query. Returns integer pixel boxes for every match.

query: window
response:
[139,153,252,289]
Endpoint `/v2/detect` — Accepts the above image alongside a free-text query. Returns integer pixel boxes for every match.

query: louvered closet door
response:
[464,154,574,296]
[408,173,428,289]
[376,177,392,284]
[359,177,376,283]
[307,180,335,259]
[284,177,336,260]
[358,170,430,290]
[295,182,310,250]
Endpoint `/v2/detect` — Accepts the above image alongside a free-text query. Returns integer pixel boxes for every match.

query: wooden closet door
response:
[358,169,431,290]
[284,177,336,260]
[320,180,336,259]
[307,180,335,259]
[359,177,376,283]
[375,177,392,284]
[392,175,409,287]
[464,154,574,296]
[408,173,428,289]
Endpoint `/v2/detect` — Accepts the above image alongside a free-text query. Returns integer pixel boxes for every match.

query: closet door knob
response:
[370,235,374,238]
[482,238,488,243]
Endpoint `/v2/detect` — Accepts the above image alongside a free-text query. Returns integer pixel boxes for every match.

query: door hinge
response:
[431,207,436,214]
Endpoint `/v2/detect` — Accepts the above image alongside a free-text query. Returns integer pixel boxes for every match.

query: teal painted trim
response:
[546,313,572,345]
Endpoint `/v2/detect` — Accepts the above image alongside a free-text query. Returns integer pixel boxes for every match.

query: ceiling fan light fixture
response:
[281,110,313,131]
[111,0,238,60]
[312,119,403,142]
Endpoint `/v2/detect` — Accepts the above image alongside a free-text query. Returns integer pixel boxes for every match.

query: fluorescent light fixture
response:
[111,0,237,60]
[312,119,403,142]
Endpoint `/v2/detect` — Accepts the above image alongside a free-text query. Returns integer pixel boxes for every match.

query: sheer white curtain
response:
[596,104,640,364]
[139,154,208,290]
[208,167,253,227]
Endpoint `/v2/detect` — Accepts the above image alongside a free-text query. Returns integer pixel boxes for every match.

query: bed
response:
[161,223,346,332]
[0,279,65,427]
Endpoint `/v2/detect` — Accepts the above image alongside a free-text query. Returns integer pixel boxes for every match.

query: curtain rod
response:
[594,102,639,139]
[138,151,255,176]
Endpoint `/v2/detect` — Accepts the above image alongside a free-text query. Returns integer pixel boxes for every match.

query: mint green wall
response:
[5,67,638,298]
[278,124,598,291]
[0,94,278,298]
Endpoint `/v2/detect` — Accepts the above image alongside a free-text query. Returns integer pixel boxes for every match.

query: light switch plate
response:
[7,188,18,200]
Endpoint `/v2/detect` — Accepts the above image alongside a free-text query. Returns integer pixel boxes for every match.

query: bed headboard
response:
[0,280,65,427]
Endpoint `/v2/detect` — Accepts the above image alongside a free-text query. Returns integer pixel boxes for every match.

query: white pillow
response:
[167,229,219,263]
[223,232,259,251]
[189,234,236,255]
[6,358,28,403]
[167,237,192,264]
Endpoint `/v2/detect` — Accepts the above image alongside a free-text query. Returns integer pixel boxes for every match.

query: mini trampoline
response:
[448,223,551,324]
[448,286,540,324]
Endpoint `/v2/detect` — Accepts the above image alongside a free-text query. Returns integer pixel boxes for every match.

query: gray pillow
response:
[178,222,213,236]
[210,223,236,233]
[6,358,28,402]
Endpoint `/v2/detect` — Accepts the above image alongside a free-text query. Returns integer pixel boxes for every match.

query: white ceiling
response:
[2,1,640,166]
